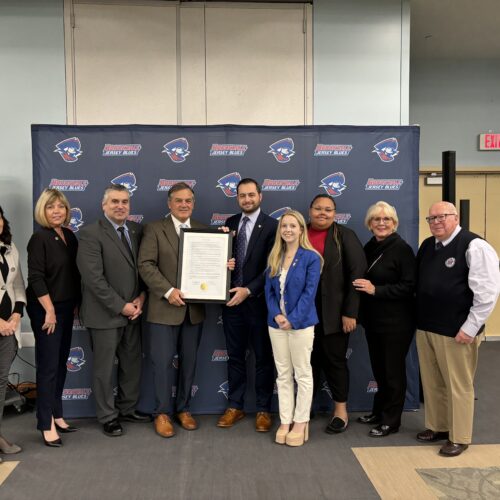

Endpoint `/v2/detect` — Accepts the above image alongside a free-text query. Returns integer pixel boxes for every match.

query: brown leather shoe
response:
[155,414,175,438]
[439,440,469,457]
[176,412,198,431]
[217,408,245,428]
[255,412,272,432]
[416,429,449,443]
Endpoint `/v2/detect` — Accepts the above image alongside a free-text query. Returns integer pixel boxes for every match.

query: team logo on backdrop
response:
[127,214,144,223]
[54,137,83,163]
[269,207,292,220]
[67,207,84,232]
[445,257,456,268]
[313,144,352,157]
[111,172,138,196]
[171,385,199,398]
[319,172,347,197]
[268,138,295,163]
[365,178,404,191]
[102,144,142,157]
[334,213,352,225]
[210,144,248,157]
[367,381,378,393]
[216,172,241,197]
[62,388,92,400]
[217,315,223,325]
[66,347,86,372]
[372,137,399,162]
[212,349,229,362]
[218,381,229,399]
[262,179,300,192]
[211,213,233,226]
[157,179,196,192]
[321,381,332,399]
[162,137,190,163]
[172,354,179,369]
[346,347,353,359]
[49,179,89,191]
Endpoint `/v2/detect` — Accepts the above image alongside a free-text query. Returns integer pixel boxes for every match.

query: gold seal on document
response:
[200,282,208,290]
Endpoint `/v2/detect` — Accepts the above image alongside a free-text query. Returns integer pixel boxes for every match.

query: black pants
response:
[365,328,415,428]
[222,298,274,411]
[27,299,74,431]
[311,323,351,404]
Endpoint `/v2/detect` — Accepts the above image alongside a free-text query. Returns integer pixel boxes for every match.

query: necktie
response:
[233,216,249,287]
[435,241,443,251]
[117,227,134,260]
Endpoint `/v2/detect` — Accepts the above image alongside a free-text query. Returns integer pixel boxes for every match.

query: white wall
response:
[410,58,500,167]
[313,0,410,125]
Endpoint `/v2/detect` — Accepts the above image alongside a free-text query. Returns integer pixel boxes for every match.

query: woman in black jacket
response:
[353,201,416,437]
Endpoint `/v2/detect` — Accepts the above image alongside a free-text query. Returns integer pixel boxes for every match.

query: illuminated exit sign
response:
[479,133,500,150]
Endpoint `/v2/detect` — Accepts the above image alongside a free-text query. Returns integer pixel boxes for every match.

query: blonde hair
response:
[364,201,399,231]
[34,189,71,228]
[267,210,323,277]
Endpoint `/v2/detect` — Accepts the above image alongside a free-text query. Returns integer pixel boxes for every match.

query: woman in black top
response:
[27,189,80,446]
[353,201,416,437]
[0,206,26,459]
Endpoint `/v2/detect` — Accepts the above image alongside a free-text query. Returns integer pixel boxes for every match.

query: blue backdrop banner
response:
[31,124,420,416]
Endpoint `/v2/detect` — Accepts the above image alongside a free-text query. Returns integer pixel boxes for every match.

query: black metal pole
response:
[460,199,470,230]
[442,151,456,204]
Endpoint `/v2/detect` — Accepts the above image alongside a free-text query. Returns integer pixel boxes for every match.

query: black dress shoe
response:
[40,431,62,448]
[416,429,449,442]
[439,440,469,457]
[103,419,123,437]
[369,424,399,438]
[119,411,152,423]
[325,416,348,434]
[357,414,382,425]
[55,423,78,433]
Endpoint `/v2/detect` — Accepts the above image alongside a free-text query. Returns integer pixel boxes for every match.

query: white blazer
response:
[0,242,27,346]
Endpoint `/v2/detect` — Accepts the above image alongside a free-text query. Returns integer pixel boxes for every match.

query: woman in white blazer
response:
[0,206,26,460]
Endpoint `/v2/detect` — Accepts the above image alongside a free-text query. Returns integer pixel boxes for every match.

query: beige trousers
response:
[269,326,314,424]
[416,329,482,444]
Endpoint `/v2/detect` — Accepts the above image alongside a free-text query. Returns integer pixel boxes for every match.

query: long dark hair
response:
[0,206,12,245]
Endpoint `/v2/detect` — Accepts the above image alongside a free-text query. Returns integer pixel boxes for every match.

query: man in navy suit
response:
[217,178,278,432]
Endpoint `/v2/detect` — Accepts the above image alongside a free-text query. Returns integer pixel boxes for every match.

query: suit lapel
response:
[101,219,134,267]
[161,215,179,257]
[322,224,336,267]
[284,247,303,287]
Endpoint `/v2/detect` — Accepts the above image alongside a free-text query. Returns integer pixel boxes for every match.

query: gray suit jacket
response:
[138,215,205,326]
[77,218,143,329]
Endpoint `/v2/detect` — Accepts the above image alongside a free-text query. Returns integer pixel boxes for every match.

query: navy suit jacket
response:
[226,210,278,298]
[265,247,321,330]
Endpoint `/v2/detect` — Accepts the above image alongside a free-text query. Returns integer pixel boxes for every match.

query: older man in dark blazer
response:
[138,182,205,438]
[77,184,149,437]
[217,178,278,432]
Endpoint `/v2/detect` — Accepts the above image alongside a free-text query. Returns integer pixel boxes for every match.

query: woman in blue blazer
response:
[265,210,322,447]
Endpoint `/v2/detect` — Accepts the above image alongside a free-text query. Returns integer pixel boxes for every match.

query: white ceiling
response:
[411,0,500,59]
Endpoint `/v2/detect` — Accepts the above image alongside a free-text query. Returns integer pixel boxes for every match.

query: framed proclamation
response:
[177,228,233,303]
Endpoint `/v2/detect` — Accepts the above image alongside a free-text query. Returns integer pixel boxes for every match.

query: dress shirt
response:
[164,215,191,299]
[438,225,500,337]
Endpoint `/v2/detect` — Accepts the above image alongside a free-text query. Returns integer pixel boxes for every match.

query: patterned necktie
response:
[233,216,249,287]
[435,241,443,251]
[117,227,134,260]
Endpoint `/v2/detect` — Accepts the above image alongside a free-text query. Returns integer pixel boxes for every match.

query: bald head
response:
[427,201,459,241]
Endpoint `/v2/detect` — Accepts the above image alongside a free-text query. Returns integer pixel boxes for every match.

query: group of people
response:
[0,179,498,461]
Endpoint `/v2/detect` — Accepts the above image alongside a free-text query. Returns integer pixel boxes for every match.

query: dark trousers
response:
[0,335,17,431]
[147,318,202,416]
[365,328,415,428]
[311,324,350,404]
[27,299,74,431]
[89,323,142,423]
[222,299,274,411]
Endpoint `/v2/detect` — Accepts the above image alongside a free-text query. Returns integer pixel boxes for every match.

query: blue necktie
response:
[233,216,249,287]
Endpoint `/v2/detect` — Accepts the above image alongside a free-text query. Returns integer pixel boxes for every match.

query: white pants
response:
[269,326,314,424]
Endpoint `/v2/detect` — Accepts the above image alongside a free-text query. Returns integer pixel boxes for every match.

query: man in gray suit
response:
[77,184,150,437]
[138,182,205,438]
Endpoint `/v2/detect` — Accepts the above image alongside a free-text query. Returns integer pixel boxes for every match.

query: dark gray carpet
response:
[1,341,499,500]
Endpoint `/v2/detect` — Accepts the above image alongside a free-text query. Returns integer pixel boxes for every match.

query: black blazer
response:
[226,211,278,298]
[315,223,367,335]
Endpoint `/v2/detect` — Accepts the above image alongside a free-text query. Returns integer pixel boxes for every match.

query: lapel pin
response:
[55,237,59,241]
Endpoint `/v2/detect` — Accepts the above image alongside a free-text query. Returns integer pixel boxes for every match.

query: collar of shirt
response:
[171,215,191,235]
[105,214,129,235]
[238,208,260,231]
[435,225,461,247]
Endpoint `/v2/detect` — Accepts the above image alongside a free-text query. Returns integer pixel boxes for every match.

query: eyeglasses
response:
[311,206,335,213]
[425,213,456,224]
[372,217,392,223]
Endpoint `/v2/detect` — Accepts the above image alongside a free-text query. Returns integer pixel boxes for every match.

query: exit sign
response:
[479,133,500,150]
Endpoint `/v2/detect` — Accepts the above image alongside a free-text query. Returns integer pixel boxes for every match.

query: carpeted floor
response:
[1,341,499,500]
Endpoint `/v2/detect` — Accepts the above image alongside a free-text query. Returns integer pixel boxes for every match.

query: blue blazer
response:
[265,247,321,330]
